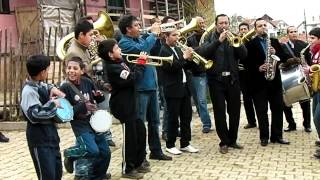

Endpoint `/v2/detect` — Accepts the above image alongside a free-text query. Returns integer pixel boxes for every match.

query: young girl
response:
[98,39,148,179]
[59,56,110,180]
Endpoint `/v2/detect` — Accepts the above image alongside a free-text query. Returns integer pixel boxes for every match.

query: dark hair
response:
[286,26,295,34]
[74,20,94,39]
[113,29,123,42]
[254,18,264,29]
[66,56,85,70]
[162,16,176,24]
[98,39,118,61]
[309,27,320,38]
[239,22,249,30]
[118,15,138,35]
[215,14,229,25]
[26,55,50,77]
[79,16,94,23]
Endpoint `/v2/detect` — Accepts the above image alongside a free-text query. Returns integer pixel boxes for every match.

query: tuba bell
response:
[56,11,114,61]
[178,18,203,44]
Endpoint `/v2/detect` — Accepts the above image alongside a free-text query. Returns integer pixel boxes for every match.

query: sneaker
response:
[180,145,199,153]
[64,157,74,173]
[166,147,182,155]
[107,140,116,147]
[122,170,144,179]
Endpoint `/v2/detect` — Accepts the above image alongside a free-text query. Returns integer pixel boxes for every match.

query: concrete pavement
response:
[1,103,320,180]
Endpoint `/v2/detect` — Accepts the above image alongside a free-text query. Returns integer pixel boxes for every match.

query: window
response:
[0,0,10,14]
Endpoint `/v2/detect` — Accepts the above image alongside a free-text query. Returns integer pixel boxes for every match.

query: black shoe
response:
[0,132,9,142]
[229,143,244,149]
[284,127,296,132]
[149,153,172,161]
[64,157,74,173]
[219,145,228,154]
[162,133,168,141]
[316,140,320,147]
[304,128,312,133]
[260,139,268,146]
[103,173,111,179]
[136,164,151,173]
[243,124,256,129]
[202,127,212,133]
[107,140,116,147]
[314,151,320,159]
[270,138,290,145]
[122,170,144,179]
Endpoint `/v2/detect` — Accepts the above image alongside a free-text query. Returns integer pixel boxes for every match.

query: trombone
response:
[121,53,173,66]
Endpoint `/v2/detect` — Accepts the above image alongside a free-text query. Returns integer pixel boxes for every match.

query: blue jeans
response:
[137,90,163,156]
[313,92,320,138]
[73,132,111,179]
[191,75,212,129]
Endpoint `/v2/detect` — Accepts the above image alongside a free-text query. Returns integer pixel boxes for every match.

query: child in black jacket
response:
[60,56,110,180]
[98,39,148,179]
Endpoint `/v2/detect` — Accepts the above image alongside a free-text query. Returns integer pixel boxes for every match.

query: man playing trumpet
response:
[159,26,199,155]
[118,15,172,165]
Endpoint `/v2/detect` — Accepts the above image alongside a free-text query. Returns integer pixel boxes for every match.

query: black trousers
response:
[239,70,257,125]
[283,100,311,128]
[208,77,241,146]
[122,117,146,174]
[165,92,192,149]
[29,146,62,180]
[252,86,283,141]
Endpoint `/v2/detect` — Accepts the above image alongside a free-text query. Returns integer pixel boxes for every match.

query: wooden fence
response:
[0,26,70,121]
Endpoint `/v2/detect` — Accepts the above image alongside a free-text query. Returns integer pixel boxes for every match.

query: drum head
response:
[90,110,112,133]
[56,98,74,123]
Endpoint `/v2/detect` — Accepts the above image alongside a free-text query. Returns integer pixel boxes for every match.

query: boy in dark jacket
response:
[21,55,65,180]
[60,56,110,180]
[98,39,147,179]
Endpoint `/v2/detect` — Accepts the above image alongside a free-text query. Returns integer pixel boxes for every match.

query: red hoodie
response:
[311,43,320,65]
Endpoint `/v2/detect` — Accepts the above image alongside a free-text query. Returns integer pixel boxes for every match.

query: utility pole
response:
[304,9,308,41]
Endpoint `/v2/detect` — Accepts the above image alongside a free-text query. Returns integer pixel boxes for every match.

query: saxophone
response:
[264,37,280,81]
[308,44,320,92]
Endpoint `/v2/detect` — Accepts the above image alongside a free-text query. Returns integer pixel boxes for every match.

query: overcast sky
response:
[215,0,320,26]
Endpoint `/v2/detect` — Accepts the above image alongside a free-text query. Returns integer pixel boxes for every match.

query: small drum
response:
[55,98,74,123]
[90,110,112,133]
[281,64,311,106]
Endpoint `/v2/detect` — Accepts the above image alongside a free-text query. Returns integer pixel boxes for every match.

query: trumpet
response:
[224,29,241,47]
[176,41,213,69]
[121,53,173,66]
[140,19,185,33]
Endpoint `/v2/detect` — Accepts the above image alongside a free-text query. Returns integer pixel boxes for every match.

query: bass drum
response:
[281,64,311,106]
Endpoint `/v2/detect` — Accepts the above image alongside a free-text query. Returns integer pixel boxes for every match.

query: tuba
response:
[121,53,173,66]
[199,22,215,45]
[56,11,114,61]
[178,18,203,44]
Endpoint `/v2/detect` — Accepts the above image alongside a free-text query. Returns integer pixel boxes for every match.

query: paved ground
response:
[1,103,320,180]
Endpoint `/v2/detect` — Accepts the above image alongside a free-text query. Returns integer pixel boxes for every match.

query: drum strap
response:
[67,81,86,101]
[285,43,296,58]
